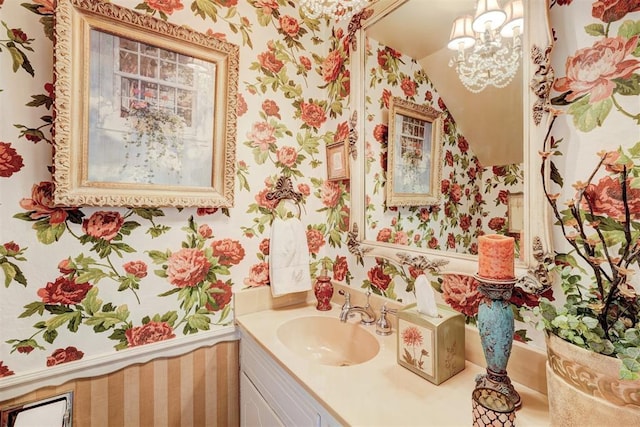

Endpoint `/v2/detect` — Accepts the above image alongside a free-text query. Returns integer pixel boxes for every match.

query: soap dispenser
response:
[313,261,333,311]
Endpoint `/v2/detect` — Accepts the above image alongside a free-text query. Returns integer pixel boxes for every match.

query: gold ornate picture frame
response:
[53,0,239,207]
[386,97,442,207]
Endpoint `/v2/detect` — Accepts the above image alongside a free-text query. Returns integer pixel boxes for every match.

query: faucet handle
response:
[338,289,350,304]
[376,303,397,336]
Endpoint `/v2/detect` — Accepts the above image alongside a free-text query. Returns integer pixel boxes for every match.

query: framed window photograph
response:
[326,140,349,181]
[386,97,443,207]
[507,192,524,233]
[52,0,239,207]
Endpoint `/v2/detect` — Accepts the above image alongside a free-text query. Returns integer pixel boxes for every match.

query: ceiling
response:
[365,0,523,167]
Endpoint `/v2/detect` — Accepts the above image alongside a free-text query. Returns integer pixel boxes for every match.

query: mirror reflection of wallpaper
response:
[363,38,523,255]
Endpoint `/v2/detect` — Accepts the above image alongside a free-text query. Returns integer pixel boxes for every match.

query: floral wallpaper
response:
[0,0,352,380]
[0,0,638,387]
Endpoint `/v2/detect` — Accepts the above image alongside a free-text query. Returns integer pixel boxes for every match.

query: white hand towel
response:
[415,274,439,318]
[269,217,312,297]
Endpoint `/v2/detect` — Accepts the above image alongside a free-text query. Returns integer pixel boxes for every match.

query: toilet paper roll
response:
[415,274,439,318]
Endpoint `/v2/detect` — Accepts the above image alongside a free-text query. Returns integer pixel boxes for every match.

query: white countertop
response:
[236,302,549,426]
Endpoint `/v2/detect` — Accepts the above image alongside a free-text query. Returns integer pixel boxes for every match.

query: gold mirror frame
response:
[349,0,554,275]
[53,0,239,207]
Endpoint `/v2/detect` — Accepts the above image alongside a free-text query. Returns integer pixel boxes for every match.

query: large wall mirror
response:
[349,0,554,275]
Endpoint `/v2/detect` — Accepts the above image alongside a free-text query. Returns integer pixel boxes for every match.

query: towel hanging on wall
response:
[269,217,312,297]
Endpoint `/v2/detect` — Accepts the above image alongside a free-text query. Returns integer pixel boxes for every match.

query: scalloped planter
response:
[545,333,640,426]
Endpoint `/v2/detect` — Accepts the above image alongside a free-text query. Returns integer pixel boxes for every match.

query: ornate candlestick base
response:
[473,274,521,410]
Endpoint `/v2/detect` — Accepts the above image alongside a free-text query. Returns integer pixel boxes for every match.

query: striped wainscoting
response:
[1,341,239,427]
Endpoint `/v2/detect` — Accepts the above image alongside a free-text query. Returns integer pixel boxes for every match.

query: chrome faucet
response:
[338,290,376,325]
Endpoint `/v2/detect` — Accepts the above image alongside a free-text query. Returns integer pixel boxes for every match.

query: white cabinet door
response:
[239,330,342,427]
[240,372,285,427]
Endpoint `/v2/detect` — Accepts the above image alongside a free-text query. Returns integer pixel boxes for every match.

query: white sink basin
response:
[276,316,380,366]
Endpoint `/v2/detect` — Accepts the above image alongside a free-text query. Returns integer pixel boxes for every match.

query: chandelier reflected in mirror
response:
[299,0,370,21]
[447,0,523,93]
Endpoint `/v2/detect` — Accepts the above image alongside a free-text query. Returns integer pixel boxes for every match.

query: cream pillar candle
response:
[478,234,515,280]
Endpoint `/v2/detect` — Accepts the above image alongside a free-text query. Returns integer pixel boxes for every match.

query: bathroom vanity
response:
[236,298,549,426]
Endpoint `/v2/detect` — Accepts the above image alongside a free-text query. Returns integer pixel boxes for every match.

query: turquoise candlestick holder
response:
[473,274,521,410]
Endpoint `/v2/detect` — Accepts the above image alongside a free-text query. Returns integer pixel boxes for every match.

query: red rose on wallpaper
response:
[498,190,509,205]
[492,165,507,176]
[419,208,430,222]
[196,207,219,216]
[428,237,439,249]
[38,276,92,305]
[449,183,462,203]
[441,274,483,317]
[299,56,312,70]
[306,228,326,254]
[457,136,469,153]
[373,124,388,144]
[212,238,245,266]
[553,35,640,103]
[258,50,284,73]
[259,238,270,255]
[376,227,392,242]
[488,217,506,231]
[237,93,248,116]
[447,233,456,249]
[17,344,34,354]
[145,0,184,15]
[400,77,417,97]
[468,167,477,181]
[166,248,211,288]
[0,362,14,378]
[333,256,348,281]
[297,183,310,196]
[3,241,19,253]
[262,99,281,119]
[82,211,124,241]
[425,91,433,102]
[368,264,391,291]
[206,280,232,311]
[0,142,24,177]
[584,175,640,220]
[198,224,213,238]
[459,214,472,232]
[10,28,28,43]
[46,346,84,367]
[321,49,343,82]
[276,146,298,167]
[441,179,450,195]
[334,121,349,143]
[300,101,327,129]
[444,150,454,167]
[19,181,68,224]
[256,0,278,14]
[321,180,341,207]
[279,15,299,36]
[244,262,269,287]
[123,261,148,279]
[592,0,640,22]
[247,121,276,151]
[217,0,238,6]
[382,89,391,109]
[125,321,175,348]
[394,231,408,246]
[57,258,74,274]
[255,188,279,210]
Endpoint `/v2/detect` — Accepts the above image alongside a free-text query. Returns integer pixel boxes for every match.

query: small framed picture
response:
[326,140,349,181]
[507,192,524,233]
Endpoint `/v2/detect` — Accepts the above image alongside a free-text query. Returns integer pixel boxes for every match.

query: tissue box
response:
[396,303,465,385]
